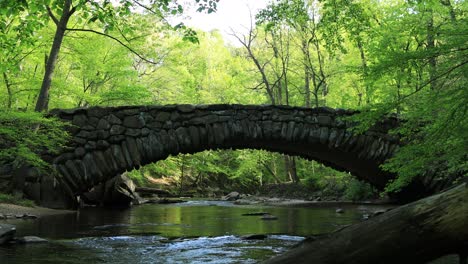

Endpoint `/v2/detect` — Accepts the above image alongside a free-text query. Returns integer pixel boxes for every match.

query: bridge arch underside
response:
[50,105,399,197]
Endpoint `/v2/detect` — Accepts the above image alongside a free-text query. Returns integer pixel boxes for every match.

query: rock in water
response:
[82,173,139,207]
[16,236,48,244]
[222,191,240,201]
[261,214,278,220]
[0,224,16,245]
[335,208,344,214]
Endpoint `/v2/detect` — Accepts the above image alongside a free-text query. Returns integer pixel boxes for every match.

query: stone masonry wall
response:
[48,104,400,198]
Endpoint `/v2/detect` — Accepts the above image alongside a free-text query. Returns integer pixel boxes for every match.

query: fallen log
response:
[264,183,468,264]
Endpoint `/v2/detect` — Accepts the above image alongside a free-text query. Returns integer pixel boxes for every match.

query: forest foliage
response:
[0,0,466,197]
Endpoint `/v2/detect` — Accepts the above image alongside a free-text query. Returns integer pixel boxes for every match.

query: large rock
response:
[82,173,138,207]
[0,224,16,245]
[222,191,240,201]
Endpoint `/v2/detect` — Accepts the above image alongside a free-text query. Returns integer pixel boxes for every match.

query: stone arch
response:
[49,104,400,198]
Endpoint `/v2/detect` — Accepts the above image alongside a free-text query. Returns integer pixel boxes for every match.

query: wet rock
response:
[372,209,388,217]
[335,208,344,214]
[16,236,48,244]
[261,214,278,220]
[241,234,267,240]
[0,214,5,220]
[222,192,240,201]
[0,224,16,245]
[23,213,38,219]
[82,173,139,207]
[233,199,259,205]
[131,193,148,205]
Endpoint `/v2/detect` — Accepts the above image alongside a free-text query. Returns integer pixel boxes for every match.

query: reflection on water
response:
[0,201,389,263]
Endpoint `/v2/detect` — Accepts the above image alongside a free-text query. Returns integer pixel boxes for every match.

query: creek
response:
[0,200,391,263]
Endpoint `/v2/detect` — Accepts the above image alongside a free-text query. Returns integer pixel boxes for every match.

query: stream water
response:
[0,200,393,264]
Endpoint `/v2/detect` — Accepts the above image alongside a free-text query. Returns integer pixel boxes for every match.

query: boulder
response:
[0,224,16,245]
[82,173,139,207]
[222,191,240,201]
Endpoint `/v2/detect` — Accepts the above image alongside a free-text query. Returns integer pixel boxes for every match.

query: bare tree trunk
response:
[284,156,299,183]
[264,183,468,264]
[35,0,73,112]
[262,163,282,184]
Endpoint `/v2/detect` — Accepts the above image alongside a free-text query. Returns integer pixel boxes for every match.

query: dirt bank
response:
[0,203,75,218]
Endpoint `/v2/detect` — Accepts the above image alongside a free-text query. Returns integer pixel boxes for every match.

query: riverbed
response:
[0,200,394,263]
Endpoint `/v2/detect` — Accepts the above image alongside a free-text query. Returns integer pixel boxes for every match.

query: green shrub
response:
[0,192,35,207]
[0,110,70,170]
[304,177,320,191]
[344,179,377,201]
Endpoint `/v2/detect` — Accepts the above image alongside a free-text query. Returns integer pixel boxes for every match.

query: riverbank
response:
[233,196,394,208]
[0,203,75,219]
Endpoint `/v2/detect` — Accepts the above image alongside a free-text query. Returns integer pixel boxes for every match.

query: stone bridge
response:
[44,104,400,203]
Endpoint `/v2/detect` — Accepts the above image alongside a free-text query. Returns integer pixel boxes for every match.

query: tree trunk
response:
[3,72,12,109]
[356,38,370,105]
[264,183,468,264]
[35,0,73,112]
[284,156,299,183]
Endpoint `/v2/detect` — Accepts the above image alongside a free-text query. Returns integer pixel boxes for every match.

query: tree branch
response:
[46,6,59,26]
[65,28,159,65]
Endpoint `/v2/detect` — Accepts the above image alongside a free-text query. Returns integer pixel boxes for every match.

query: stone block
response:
[317,115,332,126]
[121,141,134,169]
[96,140,110,149]
[189,126,200,149]
[153,111,171,122]
[96,119,111,130]
[82,153,101,186]
[84,141,96,150]
[319,127,329,144]
[87,107,110,118]
[106,114,122,125]
[123,115,145,128]
[73,137,87,145]
[110,125,125,135]
[125,137,141,167]
[110,144,127,172]
[72,114,87,127]
[125,128,141,137]
[74,147,86,157]
[177,104,195,113]
[109,135,126,143]
[96,130,110,139]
